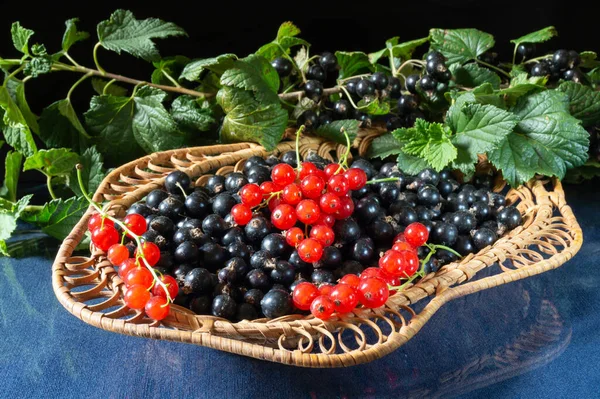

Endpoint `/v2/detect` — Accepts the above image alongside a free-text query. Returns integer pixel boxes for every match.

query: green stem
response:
[63,52,81,67]
[334,128,352,174]
[427,243,461,257]
[3,65,25,86]
[161,69,181,88]
[524,54,552,64]
[67,72,93,100]
[475,59,511,78]
[295,125,306,171]
[339,86,363,110]
[277,43,306,83]
[366,177,400,185]
[93,42,106,75]
[24,205,44,213]
[46,175,57,200]
[102,79,117,95]
[512,45,518,66]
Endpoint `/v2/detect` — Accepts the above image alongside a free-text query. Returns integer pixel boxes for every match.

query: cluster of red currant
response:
[292,222,429,320]
[231,160,368,264]
[86,211,175,321]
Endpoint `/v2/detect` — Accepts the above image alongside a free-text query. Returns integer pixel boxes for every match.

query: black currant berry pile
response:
[107,147,522,323]
[527,48,584,83]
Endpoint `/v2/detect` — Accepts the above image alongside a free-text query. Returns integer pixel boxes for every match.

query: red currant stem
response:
[334,127,352,175]
[295,125,306,172]
[365,177,401,185]
[175,182,188,199]
[389,269,426,292]
[75,164,173,305]
[426,243,461,258]
[120,232,126,245]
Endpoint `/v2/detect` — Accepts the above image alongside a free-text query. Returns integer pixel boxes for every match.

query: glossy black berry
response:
[288,250,311,272]
[190,295,211,315]
[174,241,199,263]
[165,171,191,195]
[568,50,581,68]
[270,260,296,286]
[418,168,440,186]
[271,57,293,77]
[470,200,491,221]
[516,43,535,60]
[307,64,327,82]
[149,215,175,237]
[315,246,342,269]
[250,250,274,270]
[553,49,570,71]
[202,214,227,237]
[224,172,248,192]
[245,216,272,243]
[386,117,404,131]
[426,51,445,63]
[431,222,458,246]
[333,100,351,119]
[260,289,292,319]
[418,75,437,91]
[222,227,245,246]
[212,294,237,319]
[346,78,359,95]
[311,269,335,285]
[379,182,401,205]
[563,68,584,83]
[389,77,402,97]
[297,109,319,128]
[146,189,169,209]
[369,72,389,90]
[438,179,458,197]
[246,166,270,185]
[405,74,419,94]
[471,228,497,250]
[173,264,194,286]
[355,79,376,98]
[490,193,506,209]
[236,303,258,321]
[261,233,289,258]
[243,156,269,175]
[318,111,333,125]
[183,193,209,219]
[333,218,361,244]
[157,196,184,220]
[417,184,441,207]
[304,80,323,101]
[200,242,229,271]
[397,94,419,114]
[367,218,394,245]
[496,206,522,230]
[454,235,475,256]
[227,241,250,260]
[355,197,383,224]
[319,52,338,71]
[426,59,448,80]
[437,70,452,84]
[394,206,418,226]
[531,62,550,77]
[182,267,213,294]
[450,211,477,234]
[244,289,264,307]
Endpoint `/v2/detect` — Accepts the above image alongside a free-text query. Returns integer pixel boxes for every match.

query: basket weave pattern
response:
[52,130,583,367]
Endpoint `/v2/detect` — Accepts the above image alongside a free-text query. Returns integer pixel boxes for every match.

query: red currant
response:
[327,175,350,197]
[124,213,147,236]
[334,196,354,220]
[231,204,253,225]
[271,204,297,230]
[300,175,325,199]
[339,274,360,289]
[285,227,305,247]
[118,258,139,278]
[152,275,179,299]
[310,295,335,320]
[297,238,323,263]
[107,244,129,266]
[145,295,170,320]
[282,183,303,205]
[401,250,420,277]
[357,277,389,308]
[324,163,342,178]
[299,162,318,179]
[318,283,335,296]
[124,267,153,289]
[260,181,281,196]
[392,241,416,253]
[394,233,406,243]
[344,168,368,190]
[88,212,114,232]
[135,242,161,266]
[239,184,263,207]
[296,200,321,225]
[329,284,359,314]
[124,284,151,310]
[292,282,319,310]
[404,222,429,247]
[268,196,283,211]
[315,213,336,227]
[319,193,341,214]
[379,250,407,277]
[91,225,119,251]
[360,267,386,280]
[271,164,296,186]
[309,225,335,247]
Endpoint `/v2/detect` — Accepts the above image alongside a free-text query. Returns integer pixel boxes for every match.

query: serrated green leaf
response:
[151,55,190,86]
[564,160,600,183]
[315,119,359,145]
[15,83,39,135]
[579,51,600,69]
[0,195,32,256]
[91,78,128,96]
[396,152,430,175]
[471,83,504,108]
[23,148,79,177]
[20,196,88,240]
[448,103,518,173]
[367,134,404,159]
[357,98,391,115]
[392,120,457,171]
[217,86,287,151]
[62,18,89,52]
[11,22,33,54]
[277,22,301,41]
[179,54,237,81]
[69,146,105,197]
[450,63,501,89]
[510,26,558,45]
[429,28,494,65]
[97,9,187,62]
[24,55,52,77]
[256,22,309,61]
[1,151,22,202]
[369,37,429,64]
[0,86,37,156]
[498,73,547,106]
[488,90,589,186]
[588,67,600,84]
[171,95,216,133]
[220,55,280,103]
[335,51,373,79]
[557,81,600,126]
[84,94,144,165]
[39,99,90,152]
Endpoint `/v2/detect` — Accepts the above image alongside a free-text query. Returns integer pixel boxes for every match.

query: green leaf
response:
[588,67,600,84]
[488,90,589,186]
[179,54,237,81]
[1,151,22,202]
[0,86,37,156]
[0,195,32,256]
[448,103,518,173]
[315,119,359,145]
[62,18,90,52]
[20,196,88,240]
[91,78,128,96]
[23,148,79,177]
[471,83,504,108]
[369,37,429,64]
[39,99,90,152]
[220,54,280,103]
[217,86,287,151]
[579,51,600,69]
[564,161,600,183]
[277,21,301,41]
[510,26,558,45]
[367,134,404,159]
[396,152,430,175]
[69,146,105,197]
[23,55,52,77]
[291,97,316,119]
[557,81,600,126]
[429,28,494,65]
[151,55,190,86]
[256,22,309,61]
[15,83,39,135]
[357,98,391,115]
[170,95,216,133]
[97,9,187,62]
[335,51,373,79]
[11,22,33,54]
[450,63,501,89]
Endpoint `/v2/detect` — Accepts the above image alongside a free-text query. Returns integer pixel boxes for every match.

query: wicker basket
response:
[51,129,583,367]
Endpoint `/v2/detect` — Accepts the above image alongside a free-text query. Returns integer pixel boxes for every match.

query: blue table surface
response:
[1,182,599,399]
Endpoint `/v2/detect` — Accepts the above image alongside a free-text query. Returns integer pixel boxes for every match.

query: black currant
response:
[417,184,441,207]
[271,57,293,77]
[568,50,581,68]
[552,49,570,71]
[397,94,419,114]
[394,206,419,226]
[319,52,338,71]
[318,111,333,125]
[245,216,272,243]
[246,166,271,185]
[157,196,184,220]
[333,100,351,119]
[227,241,251,260]
[165,171,191,195]
[471,228,497,250]
[297,109,319,128]
[470,200,491,221]
[333,218,361,244]
[453,235,475,256]
[496,206,522,230]
[389,77,402,97]
[149,215,175,237]
[184,192,210,220]
[355,79,376,98]
[531,62,550,77]
[212,294,237,319]
[174,241,199,263]
[307,64,327,82]
[205,175,225,196]
[431,222,458,246]
[200,242,229,271]
[346,78,359,95]
[243,156,269,175]
[418,75,437,91]
[516,43,535,60]
[304,80,324,101]
[426,51,445,63]
[202,214,227,237]
[405,74,419,94]
[261,233,289,258]
[355,197,383,224]
[314,246,342,269]
[127,203,152,218]
[260,289,292,319]
[244,289,264,307]
[250,249,275,270]
[367,218,394,245]
[146,189,169,209]
[173,264,194,286]
[224,172,248,192]
[369,72,389,90]
[449,210,477,234]
[270,260,296,286]
[183,267,213,294]
[222,227,245,246]
[311,269,335,285]
[190,295,211,315]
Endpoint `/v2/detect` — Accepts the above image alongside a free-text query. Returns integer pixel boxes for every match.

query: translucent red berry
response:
[334,196,354,220]
[401,250,420,277]
[324,163,342,178]
[107,244,129,266]
[124,213,147,236]
[124,284,151,310]
[282,183,303,205]
[327,174,350,197]
[260,181,281,196]
[329,284,359,314]
[292,282,319,310]
[315,213,336,227]
[124,266,153,289]
[339,274,360,289]
[118,258,139,278]
[145,296,170,320]
[91,225,119,251]
[318,283,335,296]
[404,222,429,247]
[309,225,335,247]
[239,183,263,207]
[88,212,114,232]
[231,204,253,225]
[379,249,407,277]
[296,200,321,225]
[300,175,325,199]
[297,238,323,263]
[394,233,406,243]
[319,193,341,214]
[344,168,368,190]
[310,295,335,320]
[299,162,318,179]
[285,227,305,247]
[135,242,161,266]
[152,275,179,299]
[357,277,389,308]
[271,204,297,230]
[271,164,296,186]
[392,241,416,253]
[360,267,386,280]
[268,196,283,211]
